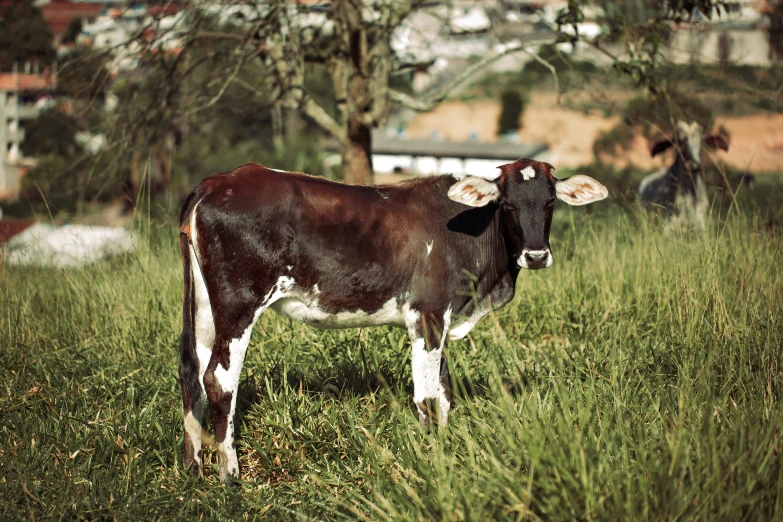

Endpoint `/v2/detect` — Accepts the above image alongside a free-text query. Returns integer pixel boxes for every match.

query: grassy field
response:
[2,177,783,521]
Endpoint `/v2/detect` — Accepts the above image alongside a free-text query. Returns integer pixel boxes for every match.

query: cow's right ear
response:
[447,177,500,207]
[651,139,673,156]
[705,135,729,151]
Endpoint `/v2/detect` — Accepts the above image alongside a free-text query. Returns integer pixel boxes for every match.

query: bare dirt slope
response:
[405,92,783,173]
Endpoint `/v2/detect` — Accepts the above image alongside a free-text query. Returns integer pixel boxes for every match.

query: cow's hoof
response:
[221,472,241,487]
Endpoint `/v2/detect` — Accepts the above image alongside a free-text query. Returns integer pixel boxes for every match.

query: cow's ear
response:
[447,177,501,207]
[705,135,729,151]
[555,175,608,206]
[651,139,673,156]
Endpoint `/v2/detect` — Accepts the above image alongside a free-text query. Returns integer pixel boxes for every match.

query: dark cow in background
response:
[178,159,608,482]
[639,120,729,229]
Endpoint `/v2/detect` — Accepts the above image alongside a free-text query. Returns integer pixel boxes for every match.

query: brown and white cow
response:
[639,120,729,229]
[178,159,608,482]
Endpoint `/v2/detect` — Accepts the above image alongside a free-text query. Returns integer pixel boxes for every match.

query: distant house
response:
[0,70,56,201]
[326,132,548,179]
[668,14,775,66]
[39,0,104,42]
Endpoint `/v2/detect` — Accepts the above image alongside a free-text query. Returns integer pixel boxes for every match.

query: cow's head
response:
[651,120,729,171]
[447,159,608,270]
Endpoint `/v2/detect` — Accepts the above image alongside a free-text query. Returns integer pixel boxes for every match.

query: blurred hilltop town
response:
[1,0,781,214]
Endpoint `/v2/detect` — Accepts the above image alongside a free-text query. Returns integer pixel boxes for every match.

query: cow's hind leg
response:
[204,294,277,482]
[203,275,293,483]
[202,309,259,483]
[408,308,453,429]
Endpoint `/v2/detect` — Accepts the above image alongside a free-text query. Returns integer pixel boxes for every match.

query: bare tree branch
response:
[283,95,347,142]
[192,31,249,41]
[520,46,560,96]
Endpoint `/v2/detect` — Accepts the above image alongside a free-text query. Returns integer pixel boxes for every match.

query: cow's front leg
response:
[409,308,453,429]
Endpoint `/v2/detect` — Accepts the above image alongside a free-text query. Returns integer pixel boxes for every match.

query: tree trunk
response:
[341,119,373,185]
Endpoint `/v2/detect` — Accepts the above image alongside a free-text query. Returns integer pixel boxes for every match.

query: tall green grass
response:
[1,183,782,520]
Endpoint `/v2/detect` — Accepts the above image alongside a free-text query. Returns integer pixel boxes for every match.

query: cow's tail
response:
[178,230,201,412]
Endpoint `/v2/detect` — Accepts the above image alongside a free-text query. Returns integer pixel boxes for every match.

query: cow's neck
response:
[453,204,519,317]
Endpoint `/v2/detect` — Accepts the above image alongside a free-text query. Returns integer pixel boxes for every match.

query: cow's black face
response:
[501,169,557,270]
[447,158,609,270]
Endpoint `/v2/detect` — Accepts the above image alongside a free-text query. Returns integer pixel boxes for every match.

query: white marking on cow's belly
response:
[272,294,407,329]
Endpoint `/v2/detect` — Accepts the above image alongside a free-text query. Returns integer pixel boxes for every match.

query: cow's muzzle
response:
[686,161,701,172]
[519,249,552,270]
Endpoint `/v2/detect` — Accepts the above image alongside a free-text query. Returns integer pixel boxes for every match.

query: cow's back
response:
[180,164,485,318]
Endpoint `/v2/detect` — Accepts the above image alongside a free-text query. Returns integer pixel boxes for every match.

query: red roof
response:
[0,220,35,243]
[0,72,55,91]
[40,0,103,36]
[147,5,181,16]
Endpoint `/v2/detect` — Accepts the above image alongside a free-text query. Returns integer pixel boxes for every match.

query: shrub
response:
[20,108,82,158]
[497,89,526,136]
[21,151,127,212]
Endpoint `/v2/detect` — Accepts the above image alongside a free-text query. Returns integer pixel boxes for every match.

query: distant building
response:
[326,131,548,179]
[667,1,775,66]
[0,69,55,201]
[39,0,104,42]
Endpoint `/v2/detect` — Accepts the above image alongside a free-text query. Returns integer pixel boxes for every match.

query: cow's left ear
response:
[555,175,609,206]
[651,139,673,156]
[704,135,729,151]
[447,177,501,207]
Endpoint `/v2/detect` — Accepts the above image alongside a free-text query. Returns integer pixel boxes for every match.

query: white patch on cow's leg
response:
[437,308,452,427]
[183,402,204,468]
[411,337,438,428]
[210,313,260,482]
[426,240,433,256]
[209,276,295,482]
[410,308,452,429]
